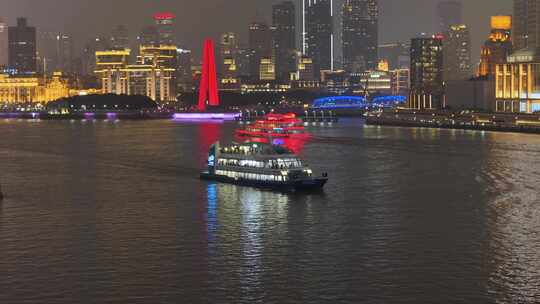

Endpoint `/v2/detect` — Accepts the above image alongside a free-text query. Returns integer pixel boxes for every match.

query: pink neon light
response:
[172,113,238,120]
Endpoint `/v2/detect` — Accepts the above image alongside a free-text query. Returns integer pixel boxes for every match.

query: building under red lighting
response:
[198,39,220,111]
[153,12,176,21]
[153,12,175,45]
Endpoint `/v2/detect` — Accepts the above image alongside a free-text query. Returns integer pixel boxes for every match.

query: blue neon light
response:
[372,95,407,105]
[312,96,367,110]
[311,95,406,110]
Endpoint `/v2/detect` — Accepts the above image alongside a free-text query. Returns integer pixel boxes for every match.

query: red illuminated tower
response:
[198,39,220,111]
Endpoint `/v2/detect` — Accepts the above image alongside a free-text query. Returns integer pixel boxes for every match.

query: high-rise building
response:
[513,0,540,50]
[304,0,334,76]
[177,48,193,92]
[55,33,74,74]
[154,12,176,45]
[437,1,463,32]
[81,37,109,77]
[249,22,272,81]
[236,47,255,79]
[342,0,379,73]
[111,25,129,50]
[8,18,37,74]
[443,24,471,81]
[479,16,512,77]
[272,1,296,81]
[219,33,238,77]
[0,19,7,68]
[408,35,444,109]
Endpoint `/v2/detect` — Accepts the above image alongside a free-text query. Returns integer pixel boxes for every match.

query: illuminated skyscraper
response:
[342,0,379,73]
[219,33,238,76]
[0,19,7,68]
[479,16,512,77]
[437,1,463,32]
[249,22,272,81]
[443,24,471,81]
[154,12,176,45]
[8,18,37,74]
[272,1,296,81]
[304,0,334,76]
[409,35,444,109]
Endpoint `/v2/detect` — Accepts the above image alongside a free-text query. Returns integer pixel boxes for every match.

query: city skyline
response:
[1,0,510,63]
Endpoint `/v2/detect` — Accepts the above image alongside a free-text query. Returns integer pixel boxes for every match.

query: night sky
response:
[1,0,511,62]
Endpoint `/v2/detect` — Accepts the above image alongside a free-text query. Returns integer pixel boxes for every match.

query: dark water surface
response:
[0,118,539,303]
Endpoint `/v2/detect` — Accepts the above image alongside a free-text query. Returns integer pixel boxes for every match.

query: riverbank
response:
[365,109,540,134]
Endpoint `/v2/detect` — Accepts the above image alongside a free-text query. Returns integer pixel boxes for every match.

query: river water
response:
[0,118,539,303]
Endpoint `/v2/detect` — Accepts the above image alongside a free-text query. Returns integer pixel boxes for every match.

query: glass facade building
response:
[342,0,378,73]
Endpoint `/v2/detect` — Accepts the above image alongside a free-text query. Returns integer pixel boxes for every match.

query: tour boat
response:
[200,141,328,191]
[235,113,309,138]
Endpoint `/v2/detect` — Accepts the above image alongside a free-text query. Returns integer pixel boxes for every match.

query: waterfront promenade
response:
[366,109,540,134]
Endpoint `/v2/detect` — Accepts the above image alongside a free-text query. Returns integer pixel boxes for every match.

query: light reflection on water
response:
[0,118,539,303]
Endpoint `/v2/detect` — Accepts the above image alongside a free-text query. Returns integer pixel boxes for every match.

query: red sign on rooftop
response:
[154,12,176,20]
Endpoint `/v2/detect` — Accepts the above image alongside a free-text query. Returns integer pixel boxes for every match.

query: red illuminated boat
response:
[235,113,308,138]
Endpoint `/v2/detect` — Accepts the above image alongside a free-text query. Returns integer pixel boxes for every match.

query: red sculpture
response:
[198,39,220,111]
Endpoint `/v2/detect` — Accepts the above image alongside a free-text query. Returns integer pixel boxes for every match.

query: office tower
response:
[81,37,109,77]
[409,35,444,109]
[154,12,176,45]
[236,47,255,79]
[177,48,193,92]
[342,0,379,73]
[272,1,296,81]
[0,19,7,68]
[139,26,159,46]
[111,25,129,50]
[513,0,540,50]
[437,1,463,32]
[479,16,512,77]
[304,0,334,76]
[219,32,238,77]
[55,33,74,74]
[443,24,471,81]
[198,39,220,111]
[8,18,37,74]
[379,42,409,70]
[249,22,272,81]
